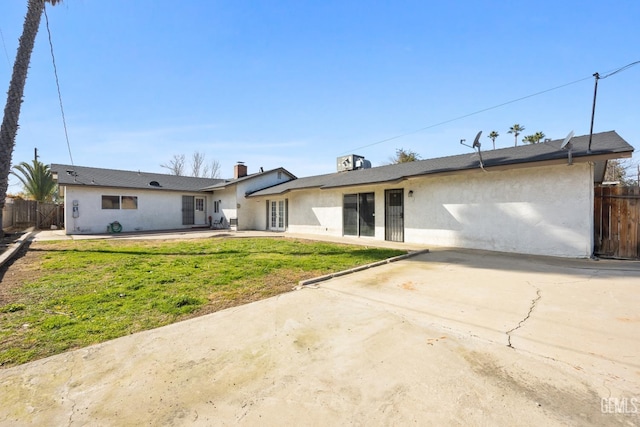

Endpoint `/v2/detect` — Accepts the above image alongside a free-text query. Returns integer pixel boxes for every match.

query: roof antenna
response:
[461,131,486,171]
[560,130,575,165]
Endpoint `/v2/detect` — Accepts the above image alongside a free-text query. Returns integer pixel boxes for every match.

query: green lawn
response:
[0,237,404,367]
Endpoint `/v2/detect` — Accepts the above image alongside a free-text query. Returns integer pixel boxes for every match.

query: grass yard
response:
[0,237,404,368]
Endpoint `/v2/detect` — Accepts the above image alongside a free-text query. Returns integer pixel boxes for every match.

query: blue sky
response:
[1,0,638,191]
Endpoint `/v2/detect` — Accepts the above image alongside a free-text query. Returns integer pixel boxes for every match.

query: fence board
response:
[594,186,640,259]
[1,199,64,230]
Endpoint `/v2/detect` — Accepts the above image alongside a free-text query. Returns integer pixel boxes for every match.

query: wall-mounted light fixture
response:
[408,190,414,198]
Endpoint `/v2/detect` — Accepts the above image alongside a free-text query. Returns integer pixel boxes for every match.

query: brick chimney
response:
[234,162,247,179]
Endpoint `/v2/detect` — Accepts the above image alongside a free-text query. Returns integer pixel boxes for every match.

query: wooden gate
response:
[2,199,64,230]
[594,186,640,259]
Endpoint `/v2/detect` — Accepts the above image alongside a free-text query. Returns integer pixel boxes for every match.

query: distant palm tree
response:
[488,131,499,150]
[11,159,57,202]
[522,131,546,145]
[0,0,63,236]
[508,124,525,147]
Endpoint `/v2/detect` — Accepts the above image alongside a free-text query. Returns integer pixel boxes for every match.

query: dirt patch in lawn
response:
[0,240,38,306]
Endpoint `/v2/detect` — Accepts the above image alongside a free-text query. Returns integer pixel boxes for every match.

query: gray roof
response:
[51,164,223,192]
[200,167,297,191]
[248,131,634,197]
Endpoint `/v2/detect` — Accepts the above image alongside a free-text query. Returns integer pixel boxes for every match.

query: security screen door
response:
[385,189,404,242]
[182,196,194,225]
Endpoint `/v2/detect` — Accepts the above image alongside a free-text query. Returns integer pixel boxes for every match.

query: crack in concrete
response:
[64,354,77,427]
[506,284,541,349]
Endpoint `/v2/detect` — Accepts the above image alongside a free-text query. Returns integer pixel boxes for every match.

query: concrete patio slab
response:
[1,245,639,426]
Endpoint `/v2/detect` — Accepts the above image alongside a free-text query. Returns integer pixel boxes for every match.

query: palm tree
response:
[487,131,499,150]
[0,0,62,237]
[522,131,546,145]
[507,124,525,147]
[11,159,57,202]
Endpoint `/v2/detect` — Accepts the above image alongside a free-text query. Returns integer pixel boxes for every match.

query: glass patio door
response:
[270,200,286,231]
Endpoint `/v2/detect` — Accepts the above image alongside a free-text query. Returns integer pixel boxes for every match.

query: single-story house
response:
[52,130,633,257]
[51,162,295,234]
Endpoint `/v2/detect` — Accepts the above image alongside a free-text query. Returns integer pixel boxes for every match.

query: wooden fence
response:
[594,186,640,259]
[2,199,64,230]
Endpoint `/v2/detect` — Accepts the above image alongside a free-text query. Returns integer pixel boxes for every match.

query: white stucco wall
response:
[63,186,209,234]
[235,171,293,230]
[266,163,594,257]
[211,187,236,228]
[286,189,344,236]
[403,163,594,257]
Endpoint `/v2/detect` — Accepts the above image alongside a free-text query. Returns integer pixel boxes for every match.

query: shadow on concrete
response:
[404,247,640,278]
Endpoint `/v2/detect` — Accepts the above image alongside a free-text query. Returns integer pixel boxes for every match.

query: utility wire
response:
[599,60,640,80]
[0,28,11,69]
[341,60,640,155]
[44,5,74,165]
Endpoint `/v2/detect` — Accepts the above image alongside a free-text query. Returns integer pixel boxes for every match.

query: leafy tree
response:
[0,0,63,237]
[11,159,56,202]
[389,148,420,164]
[487,131,499,150]
[507,124,525,147]
[161,152,221,178]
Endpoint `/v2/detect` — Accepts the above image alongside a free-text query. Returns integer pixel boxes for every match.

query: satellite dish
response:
[560,130,574,150]
[472,131,482,148]
[459,131,486,171]
[560,130,575,165]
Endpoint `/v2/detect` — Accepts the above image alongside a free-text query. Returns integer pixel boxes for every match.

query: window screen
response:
[102,195,120,209]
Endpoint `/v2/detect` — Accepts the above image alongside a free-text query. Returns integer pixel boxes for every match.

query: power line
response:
[599,60,640,80]
[0,28,11,69]
[44,5,74,165]
[587,60,640,152]
[341,60,640,155]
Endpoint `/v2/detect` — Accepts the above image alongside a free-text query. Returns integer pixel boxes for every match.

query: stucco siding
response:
[63,186,208,234]
[277,163,594,257]
[286,189,344,236]
[235,171,293,230]
[211,187,236,228]
[403,163,593,257]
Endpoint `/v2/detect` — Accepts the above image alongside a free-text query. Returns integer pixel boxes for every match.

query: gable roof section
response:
[248,131,634,197]
[200,167,296,191]
[51,164,223,192]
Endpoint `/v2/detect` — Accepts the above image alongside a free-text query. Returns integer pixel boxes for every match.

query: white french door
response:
[270,200,286,231]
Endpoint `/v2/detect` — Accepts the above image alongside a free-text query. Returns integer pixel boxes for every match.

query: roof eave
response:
[319,177,405,190]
